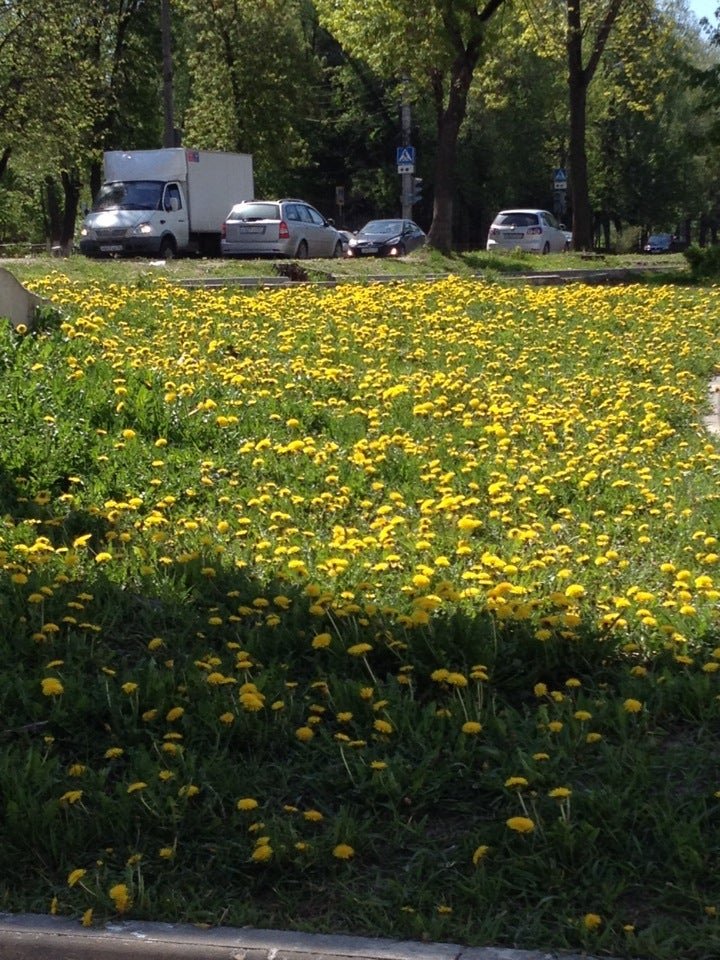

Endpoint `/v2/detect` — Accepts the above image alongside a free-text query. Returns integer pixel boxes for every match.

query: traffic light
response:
[411,177,423,204]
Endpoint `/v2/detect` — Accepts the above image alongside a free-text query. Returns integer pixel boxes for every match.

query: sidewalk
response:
[0,913,608,960]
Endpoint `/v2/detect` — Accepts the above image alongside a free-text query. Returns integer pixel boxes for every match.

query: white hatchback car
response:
[486,209,570,254]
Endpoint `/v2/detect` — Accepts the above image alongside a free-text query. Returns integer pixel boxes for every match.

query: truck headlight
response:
[131,222,154,236]
[80,226,95,240]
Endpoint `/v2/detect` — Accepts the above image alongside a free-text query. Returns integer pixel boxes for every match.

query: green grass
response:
[0,265,718,959]
[0,245,690,287]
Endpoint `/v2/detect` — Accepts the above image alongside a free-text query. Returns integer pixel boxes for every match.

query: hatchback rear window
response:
[228,203,280,221]
[495,212,539,227]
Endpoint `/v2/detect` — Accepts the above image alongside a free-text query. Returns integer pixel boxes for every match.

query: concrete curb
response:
[0,913,609,960]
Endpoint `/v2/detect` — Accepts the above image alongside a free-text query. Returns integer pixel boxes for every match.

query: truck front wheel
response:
[158,237,176,260]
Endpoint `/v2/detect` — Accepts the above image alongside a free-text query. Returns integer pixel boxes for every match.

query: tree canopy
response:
[0,0,717,251]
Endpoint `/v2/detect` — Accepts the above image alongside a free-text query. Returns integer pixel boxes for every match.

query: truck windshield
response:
[93,180,164,212]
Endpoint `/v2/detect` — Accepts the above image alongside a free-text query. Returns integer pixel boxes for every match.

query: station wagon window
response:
[284,204,301,221]
[306,207,325,226]
[229,203,279,221]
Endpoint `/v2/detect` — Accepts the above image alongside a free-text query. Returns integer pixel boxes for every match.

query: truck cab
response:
[79,178,188,259]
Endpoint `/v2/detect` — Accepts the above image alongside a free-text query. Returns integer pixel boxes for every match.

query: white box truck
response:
[79,148,254,259]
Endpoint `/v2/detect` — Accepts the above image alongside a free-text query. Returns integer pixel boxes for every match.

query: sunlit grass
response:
[0,271,718,959]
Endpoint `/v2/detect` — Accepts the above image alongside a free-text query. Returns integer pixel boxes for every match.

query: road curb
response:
[0,913,609,960]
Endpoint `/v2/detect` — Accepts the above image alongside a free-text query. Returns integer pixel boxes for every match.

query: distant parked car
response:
[346,219,426,257]
[643,233,685,254]
[486,208,570,254]
[220,198,344,259]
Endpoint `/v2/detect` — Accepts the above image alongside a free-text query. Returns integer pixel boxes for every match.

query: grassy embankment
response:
[0,256,717,960]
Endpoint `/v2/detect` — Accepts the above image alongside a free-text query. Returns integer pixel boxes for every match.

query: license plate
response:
[238,226,264,234]
[503,232,522,239]
[100,244,123,252]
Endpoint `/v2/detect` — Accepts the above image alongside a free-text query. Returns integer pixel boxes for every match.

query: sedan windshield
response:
[362,221,403,235]
[93,180,164,212]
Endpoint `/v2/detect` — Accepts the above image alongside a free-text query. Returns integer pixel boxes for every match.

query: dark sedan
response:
[346,219,426,257]
[643,233,686,254]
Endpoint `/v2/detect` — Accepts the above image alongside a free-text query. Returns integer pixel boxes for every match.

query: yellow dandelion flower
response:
[461,721,483,735]
[81,908,93,927]
[109,883,132,913]
[67,868,86,887]
[506,816,535,833]
[251,844,273,862]
[303,809,324,822]
[623,698,643,714]
[312,633,332,649]
[41,677,64,697]
[472,845,490,864]
[548,787,572,799]
[347,642,373,656]
[295,726,314,742]
[58,790,83,805]
[127,781,148,794]
[583,913,602,931]
[332,843,355,859]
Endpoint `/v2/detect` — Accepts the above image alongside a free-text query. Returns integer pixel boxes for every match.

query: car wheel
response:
[295,240,309,259]
[332,241,343,258]
[158,237,176,260]
[564,241,571,252]
[542,242,550,255]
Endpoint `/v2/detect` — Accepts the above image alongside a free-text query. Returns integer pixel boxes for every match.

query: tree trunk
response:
[566,0,625,253]
[425,0,506,254]
[42,176,62,248]
[60,170,81,253]
[427,53,478,254]
[568,85,593,251]
[567,4,593,251]
[0,146,11,182]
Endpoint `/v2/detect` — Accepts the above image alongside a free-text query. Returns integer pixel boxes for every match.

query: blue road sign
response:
[396,146,416,165]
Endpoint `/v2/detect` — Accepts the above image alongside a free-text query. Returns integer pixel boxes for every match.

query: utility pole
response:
[401,79,412,219]
[161,0,175,147]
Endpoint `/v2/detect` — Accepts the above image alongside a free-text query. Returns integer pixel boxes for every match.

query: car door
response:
[162,182,189,250]
[305,204,335,256]
[541,211,565,252]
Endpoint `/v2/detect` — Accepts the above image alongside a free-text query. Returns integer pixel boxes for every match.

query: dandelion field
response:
[1,272,719,959]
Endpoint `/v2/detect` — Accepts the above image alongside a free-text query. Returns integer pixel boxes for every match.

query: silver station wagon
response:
[220,198,344,259]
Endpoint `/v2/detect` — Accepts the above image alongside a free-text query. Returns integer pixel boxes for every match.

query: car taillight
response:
[527,226,542,235]
[279,221,290,240]
[221,223,226,239]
